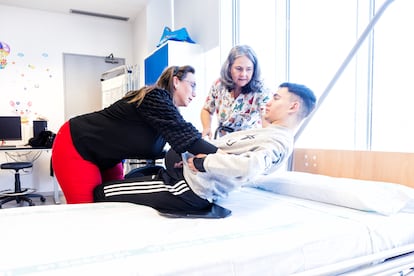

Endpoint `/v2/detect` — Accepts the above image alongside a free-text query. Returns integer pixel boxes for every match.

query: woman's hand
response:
[201,128,212,140]
[187,153,207,173]
[173,160,183,168]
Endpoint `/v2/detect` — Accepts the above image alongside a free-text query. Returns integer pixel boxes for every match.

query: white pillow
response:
[250,171,414,216]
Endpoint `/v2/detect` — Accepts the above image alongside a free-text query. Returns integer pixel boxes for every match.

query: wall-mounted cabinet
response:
[145,41,203,85]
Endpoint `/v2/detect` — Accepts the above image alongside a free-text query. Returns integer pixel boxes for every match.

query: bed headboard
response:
[292,148,414,189]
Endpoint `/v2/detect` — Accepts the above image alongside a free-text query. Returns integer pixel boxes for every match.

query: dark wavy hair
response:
[220,45,264,94]
[124,65,195,106]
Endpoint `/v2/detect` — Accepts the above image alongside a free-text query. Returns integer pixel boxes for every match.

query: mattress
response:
[0,187,413,275]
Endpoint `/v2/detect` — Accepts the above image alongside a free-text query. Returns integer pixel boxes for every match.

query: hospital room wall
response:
[0,0,223,137]
[0,1,224,194]
[131,0,225,132]
[0,4,134,137]
[131,0,223,131]
[0,4,135,193]
[131,0,221,67]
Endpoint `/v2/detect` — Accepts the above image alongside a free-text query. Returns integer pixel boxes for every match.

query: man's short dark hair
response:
[279,82,316,117]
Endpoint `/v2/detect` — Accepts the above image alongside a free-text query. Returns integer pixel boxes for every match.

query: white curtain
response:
[101,65,140,108]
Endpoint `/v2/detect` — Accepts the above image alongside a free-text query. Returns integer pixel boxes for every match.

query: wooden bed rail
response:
[292,148,414,189]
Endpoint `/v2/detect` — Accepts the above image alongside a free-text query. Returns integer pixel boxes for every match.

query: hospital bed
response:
[0,149,414,275]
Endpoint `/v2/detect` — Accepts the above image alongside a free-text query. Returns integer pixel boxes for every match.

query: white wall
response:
[0,5,134,131]
[132,0,223,132]
[0,5,134,193]
[174,0,220,52]
[132,0,221,87]
[132,8,148,85]
[145,0,173,53]
[0,0,225,194]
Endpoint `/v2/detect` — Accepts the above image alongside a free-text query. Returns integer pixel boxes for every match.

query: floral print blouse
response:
[203,79,269,133]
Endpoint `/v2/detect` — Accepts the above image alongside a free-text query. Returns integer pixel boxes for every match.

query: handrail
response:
[292,243,414,276]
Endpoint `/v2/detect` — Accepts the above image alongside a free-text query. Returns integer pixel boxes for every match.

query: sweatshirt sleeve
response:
[202,140,289,181]
[138,89,217,154]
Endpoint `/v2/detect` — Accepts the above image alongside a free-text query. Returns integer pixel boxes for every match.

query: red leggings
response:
[51,121,124,203]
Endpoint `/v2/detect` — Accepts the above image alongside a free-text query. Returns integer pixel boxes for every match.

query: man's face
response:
[264,87,296,124]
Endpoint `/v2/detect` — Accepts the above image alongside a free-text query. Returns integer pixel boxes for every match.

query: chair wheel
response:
[40,196,46,202]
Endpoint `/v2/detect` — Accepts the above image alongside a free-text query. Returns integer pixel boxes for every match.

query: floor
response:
[0,192,66,209]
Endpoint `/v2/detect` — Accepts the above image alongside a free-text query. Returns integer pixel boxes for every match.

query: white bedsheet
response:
[1,187,413,275]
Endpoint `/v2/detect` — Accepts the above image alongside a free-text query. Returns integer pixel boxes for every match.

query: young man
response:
[94,82,317,212]
[182,82,316,202]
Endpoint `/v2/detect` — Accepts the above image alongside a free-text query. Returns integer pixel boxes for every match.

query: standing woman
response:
[52,65,218,204]
[201,45,270,139]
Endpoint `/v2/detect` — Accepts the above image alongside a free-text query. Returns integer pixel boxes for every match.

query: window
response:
[237,0,413,152]
[370,0,414,152]
[238,0,277,88]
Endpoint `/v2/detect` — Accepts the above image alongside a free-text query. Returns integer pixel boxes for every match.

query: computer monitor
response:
[0,116,22,145]
[33,120,48,137]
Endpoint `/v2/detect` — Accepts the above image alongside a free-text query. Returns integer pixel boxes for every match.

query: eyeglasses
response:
[182,80,196,91]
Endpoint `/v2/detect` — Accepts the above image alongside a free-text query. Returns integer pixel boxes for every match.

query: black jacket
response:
[69,88,217,169]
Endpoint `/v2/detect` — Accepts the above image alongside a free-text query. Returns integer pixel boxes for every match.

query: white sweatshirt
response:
[183,125,294,201]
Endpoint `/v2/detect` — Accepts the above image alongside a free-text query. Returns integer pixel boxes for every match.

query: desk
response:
[0,146,61,204]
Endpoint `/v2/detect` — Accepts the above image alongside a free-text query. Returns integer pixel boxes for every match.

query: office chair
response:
[124,151,166,179]
[0,161,46,208]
